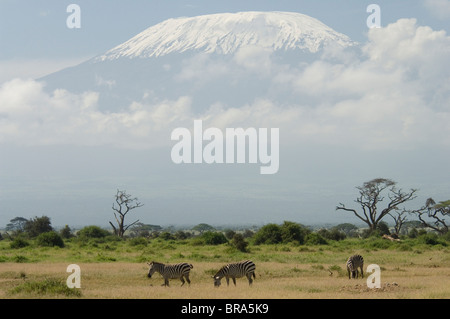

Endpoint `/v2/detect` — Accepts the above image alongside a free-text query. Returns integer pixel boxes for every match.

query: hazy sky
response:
[1,0,449,228]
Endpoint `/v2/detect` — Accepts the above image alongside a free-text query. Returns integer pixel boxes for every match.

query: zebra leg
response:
[164,278,170,287]
[360,266,364,278]
[232,277,236,286]
[180,276,185,287]
[225,277,230,286]
[185,274,191,286]
[247,274,253,286]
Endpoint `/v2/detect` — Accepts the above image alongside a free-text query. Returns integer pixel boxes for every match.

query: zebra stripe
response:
[147,261,193,286]
[213,260,256,287]
[346,254,364,279]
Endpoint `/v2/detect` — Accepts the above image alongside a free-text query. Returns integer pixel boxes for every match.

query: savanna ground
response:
[0,237,449,299]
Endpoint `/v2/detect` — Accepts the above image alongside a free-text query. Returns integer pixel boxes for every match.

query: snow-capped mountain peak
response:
[97,11,355,60]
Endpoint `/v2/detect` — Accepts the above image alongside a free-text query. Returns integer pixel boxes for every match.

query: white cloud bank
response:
[1,19,449,150]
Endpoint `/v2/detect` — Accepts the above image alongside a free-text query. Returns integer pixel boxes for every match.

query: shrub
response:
[10,237,30,249]
[24,216,53,238]
[305,232,328,245]
[77,226,110,238]
[201,231,228,245]
[253,222,310,245]
[408,228,419,238]
[253,224,282,245]
[318,228,346,241]
[13,255,29,263]
[60,225,74,239]
[281,221,309,244]
[224,229,236,240]
[36,231,65,248]
[174,230,191,240]
[159,232,175,240]
[418,233,447,246]
[128,237,148,246]
[230,233,249,252]
[10,278,81,297]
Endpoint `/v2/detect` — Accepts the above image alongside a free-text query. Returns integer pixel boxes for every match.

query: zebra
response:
[346,254,364,279]
[212,260,256,287]
[147,261,193,287]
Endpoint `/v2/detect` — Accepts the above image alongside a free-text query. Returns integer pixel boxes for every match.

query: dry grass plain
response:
[1,244,449,299]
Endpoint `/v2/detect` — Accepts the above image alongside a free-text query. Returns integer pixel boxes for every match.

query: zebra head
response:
[212,275,222,287]
[147,262,157,278]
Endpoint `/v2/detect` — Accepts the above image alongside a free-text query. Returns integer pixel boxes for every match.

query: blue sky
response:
[0,1,449,228]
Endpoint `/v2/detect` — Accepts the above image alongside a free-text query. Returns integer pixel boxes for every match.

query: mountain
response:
[97,11,354,60]
[40,11,356,112]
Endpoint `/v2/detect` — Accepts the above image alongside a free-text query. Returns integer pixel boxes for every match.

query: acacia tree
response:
[109,190,143,238]
[389,209,408,235]
[336,178,417,231]
[410,198,449,234]
[6,217,28,233]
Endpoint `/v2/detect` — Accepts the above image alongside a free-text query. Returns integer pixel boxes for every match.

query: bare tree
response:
[109,189,143,238]
[336,178,417,231]
[410,198,449,234]
[389,209,408,236]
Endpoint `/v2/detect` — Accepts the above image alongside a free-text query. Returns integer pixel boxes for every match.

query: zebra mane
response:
[214,264,229,277]
[149,261,164,266]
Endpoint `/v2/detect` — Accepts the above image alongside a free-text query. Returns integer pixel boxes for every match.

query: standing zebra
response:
[212,260,256,287]
[346,254,364,279]
[147,261,193,287]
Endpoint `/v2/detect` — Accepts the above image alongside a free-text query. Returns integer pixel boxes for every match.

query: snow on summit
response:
[98,11,355,60]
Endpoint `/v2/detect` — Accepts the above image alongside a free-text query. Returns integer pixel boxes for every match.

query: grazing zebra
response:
[147,261,193,287]
[212,260,256,287]
[346,254,364,279]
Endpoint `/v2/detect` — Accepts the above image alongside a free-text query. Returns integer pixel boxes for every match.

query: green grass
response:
[10,278,82,297]
[0,235,449,264]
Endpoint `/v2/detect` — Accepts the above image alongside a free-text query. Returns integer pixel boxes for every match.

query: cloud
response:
[0,79,193,148]
[284,18,450,149]
[0,19,449,152]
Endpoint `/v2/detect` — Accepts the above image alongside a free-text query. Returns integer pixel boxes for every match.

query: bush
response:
[10,237,30,249]
[418,233,447,246]
[24,216,53,238]
[253,224,282,245]
[253,221,309,245]
[10,278,81,297]
[281,221,309,244]
[174,230,191,240]
[305,232,328,245]
[159,232,175,240]
[60,225,74,239]
[201,231,228,245]
[36,231,65,248]
[230,234,249,252]
[77,226,110,238]
[318,228,346,241]
[128,237,148,246]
